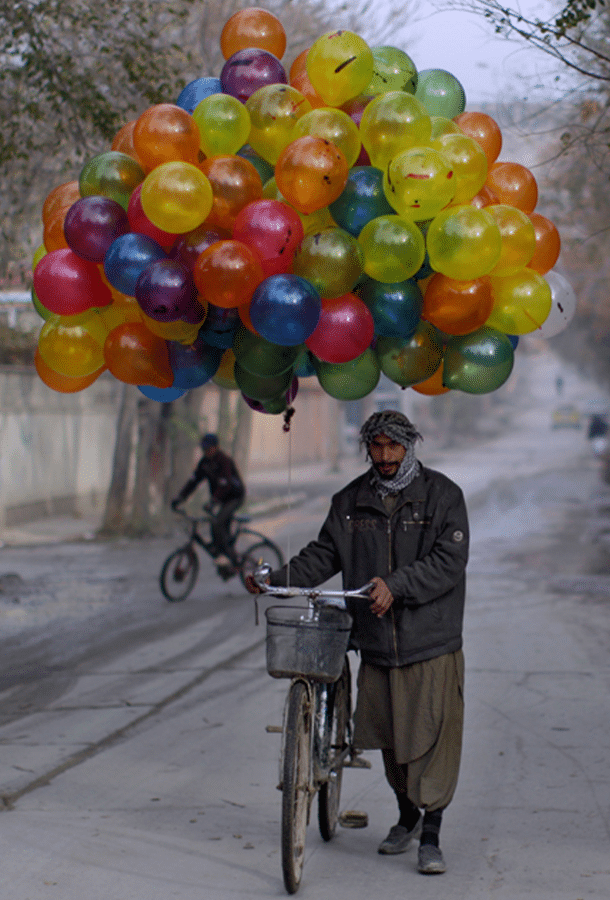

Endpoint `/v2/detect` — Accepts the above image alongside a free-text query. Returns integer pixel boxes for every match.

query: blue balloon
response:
[249,275,321,346]
[328,167,394,237]
[176,77,222,113]
[507,334,519,349]
[169,337,222,388]
[138,385,187,402]
[199,303,239,349]
[356,277,423,338]
[104,233,167,296]
[294,347,317,377]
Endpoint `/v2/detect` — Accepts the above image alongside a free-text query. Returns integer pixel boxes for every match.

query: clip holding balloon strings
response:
[282,406,295,432]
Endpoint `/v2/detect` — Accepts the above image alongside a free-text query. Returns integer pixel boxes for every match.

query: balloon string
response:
[286,414,292,589]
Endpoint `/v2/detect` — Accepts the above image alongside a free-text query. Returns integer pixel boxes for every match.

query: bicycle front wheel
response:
[281,680,312,894]
[238,539,284,588]
[160,546,199,602]
[318,658,351,841]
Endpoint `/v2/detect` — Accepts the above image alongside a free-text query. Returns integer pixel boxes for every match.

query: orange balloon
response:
[220,8,287,60]
[104,322,173,387]
[290,50,327,109]
[486,161,538,213]
[198,156,262,232]
[35,348,106,393]
[527,212,561,274]
[213,349,239,389]
[470,184,499,209]
[133,104,201,170]
[43,205,71,251]
[238,301,260,335]
[42,181,81,225]
[290,48,309,82]
[111,120,145,166]
[422,274,494,335]
[411,362,450,395]
[275,136,349,214]
[454,111,502,166]
[193,240,264,309]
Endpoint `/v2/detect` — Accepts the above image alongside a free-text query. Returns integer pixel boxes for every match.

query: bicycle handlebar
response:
[252,563,372,601]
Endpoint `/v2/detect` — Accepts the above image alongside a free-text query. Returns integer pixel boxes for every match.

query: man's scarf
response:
[359,410,422,497]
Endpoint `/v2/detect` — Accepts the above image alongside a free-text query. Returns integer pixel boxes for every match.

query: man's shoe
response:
[417,843,446,874]
[377,816,422,855]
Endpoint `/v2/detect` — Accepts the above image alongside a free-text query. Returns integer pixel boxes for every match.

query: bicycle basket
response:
[265,605,353,683]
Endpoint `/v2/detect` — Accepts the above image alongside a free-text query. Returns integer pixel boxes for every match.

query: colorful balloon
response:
[289,49,327,109]
[249,274,321,345]
[356,277,423,338]
[213,349,239,389]
[170,224,229,270]
[414,69,466,118]
[233,326,298,376]
[236,144,275,183]
[340,95,373,164]
[291,227,364,298]
[232,199,304,276]
[135,259,196,321]
[306,293,374,363]
[176,77,223,114]
[199,303,241,348]
[133,104,201,170]
[198,155,263,231]
[140,161,213,233]
[538,271,577,338]
[358,215,426,282]
[246,84,312,164]
[111,120,142,164]
[127,184,177,252]
[220,7,287,59]
[306,31,374,107]
[42,181,81,224]
[104,233,167,296]
[485,204,537,276]
[292,107,361,168]
[43,205,71,251]
[34,348,106,393]
[168,336,223,389]
[383,146,456,222]
[38,317,106,378]
[193,239,264,309]
[192,93,252,157]
[487,268,553,334]
[275,136,349,214]
[486,161,538,213]
[220,48,287,103]
[103,321,173,387]
[34,249,113,315]
[422,274,493,335]
[315,347,380,400]
[411,363,450,395]
[453,111,502,167]
[367,46,418,95]
[376,322,444,387]
[138,384,187,402]
[79,152,145,210]
[442,326,514,393]
[233,361,293,401]
[430,133,488,206]
[359,91,431,170]
[527,213,561,274]
[63,196,130,262]
[426,206,502,280]
[329,166,393,237]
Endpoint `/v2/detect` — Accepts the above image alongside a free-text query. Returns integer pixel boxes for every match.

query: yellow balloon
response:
[358,215,426,281]
[140,311,203,344]
[487,268,552,334]
[246,84,312,164]
[430,116,462,140]
[384,146,456,222]
[306,31,374,107]
[38,317,105,378]
[359,91,431,170]
[485,204,537,277]
[292,108,361,168]
[431,132,488,205]
[32,244,47,271]
[192,93,251,157]
[427,205,502,280]
[140,161,213,233]
[213,349,239,390]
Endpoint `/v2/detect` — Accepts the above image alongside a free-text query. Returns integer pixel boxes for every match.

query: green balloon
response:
[377,321,443,387]
[292,227,364,299]
[234,362,293,401]
[261,393,289,414]
[367,46,418,95]
[236,145,274,183]
[414,69,466,119]
[315,347,380,400]
[233,326,299,377]
[443,326,514,394]
[79,151,145,210]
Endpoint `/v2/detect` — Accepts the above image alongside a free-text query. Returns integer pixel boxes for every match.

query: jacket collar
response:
[355,465,427,513]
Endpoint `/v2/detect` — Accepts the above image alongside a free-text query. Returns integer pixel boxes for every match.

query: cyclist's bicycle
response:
[160,509,284,601]
[255,565,372,894]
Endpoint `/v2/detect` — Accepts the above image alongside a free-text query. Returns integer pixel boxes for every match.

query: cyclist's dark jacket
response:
[176,450,245,505]
[268,465,468,668]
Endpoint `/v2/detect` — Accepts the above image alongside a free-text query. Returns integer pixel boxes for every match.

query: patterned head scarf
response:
[359,410,423,496]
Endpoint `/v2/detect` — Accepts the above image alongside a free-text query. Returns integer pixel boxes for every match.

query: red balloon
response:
[232,199,304,276]
[34,249,112,315]
[306,293,374,363]
[127,184,177,251]
[103,322,173,387]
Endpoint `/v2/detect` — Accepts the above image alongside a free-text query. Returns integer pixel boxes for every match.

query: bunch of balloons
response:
[31,6,573,412]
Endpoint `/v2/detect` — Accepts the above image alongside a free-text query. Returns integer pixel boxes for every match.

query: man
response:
[172,433,245,577]
[247,409,469,874]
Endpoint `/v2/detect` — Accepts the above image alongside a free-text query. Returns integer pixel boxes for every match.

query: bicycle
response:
[255,565,372,894]
[160,508,284,601]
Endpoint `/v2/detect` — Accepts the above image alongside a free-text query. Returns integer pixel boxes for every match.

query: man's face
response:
[368,433,407,479]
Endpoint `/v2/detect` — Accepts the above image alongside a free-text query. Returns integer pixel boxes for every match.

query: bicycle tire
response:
[281,680,312,895]
[318,658,351,841]
[159,546,199,602]
[238,539,284,588]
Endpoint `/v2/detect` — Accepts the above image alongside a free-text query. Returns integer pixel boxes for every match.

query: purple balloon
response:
[220,48,287,103]
[64,196,129,262]
[250,275,321,346]
[135,260,196,322]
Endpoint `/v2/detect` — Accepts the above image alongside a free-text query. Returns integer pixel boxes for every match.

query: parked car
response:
[551,404,582,429]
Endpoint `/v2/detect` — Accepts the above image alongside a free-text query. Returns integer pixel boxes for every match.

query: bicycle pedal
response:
[265,725,283,734]
[345,755,372,769]
[339,810,369,828]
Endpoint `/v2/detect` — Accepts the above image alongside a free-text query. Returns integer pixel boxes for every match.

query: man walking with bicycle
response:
[247,409,469,875]
[172,433,245,578]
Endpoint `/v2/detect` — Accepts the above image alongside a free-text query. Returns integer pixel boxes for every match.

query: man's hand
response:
[368,577,395,617]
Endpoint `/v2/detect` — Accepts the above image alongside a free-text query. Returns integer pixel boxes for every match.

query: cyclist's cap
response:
[201,433,219,449]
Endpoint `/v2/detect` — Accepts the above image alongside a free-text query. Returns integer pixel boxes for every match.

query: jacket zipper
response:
[387,517,399,665]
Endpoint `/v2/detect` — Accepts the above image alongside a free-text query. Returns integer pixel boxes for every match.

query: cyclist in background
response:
[172,433,245,578]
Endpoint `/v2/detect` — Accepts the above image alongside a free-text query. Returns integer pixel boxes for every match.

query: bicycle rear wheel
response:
[160,546,199,601]
[238,539,284,588]
[318,658,351,841]
[281,680,312,894]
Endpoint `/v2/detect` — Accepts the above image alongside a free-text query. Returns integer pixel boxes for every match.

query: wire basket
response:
[265,605,353,683]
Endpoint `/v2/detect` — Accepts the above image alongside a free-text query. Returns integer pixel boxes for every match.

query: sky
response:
[387,1,568,105]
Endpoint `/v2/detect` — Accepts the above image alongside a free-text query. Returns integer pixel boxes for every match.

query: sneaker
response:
[417,843,446,874]
[377,816,422,855]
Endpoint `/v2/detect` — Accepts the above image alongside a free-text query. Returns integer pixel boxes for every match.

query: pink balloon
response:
[306,293,374,363]
[33,249,112,315]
